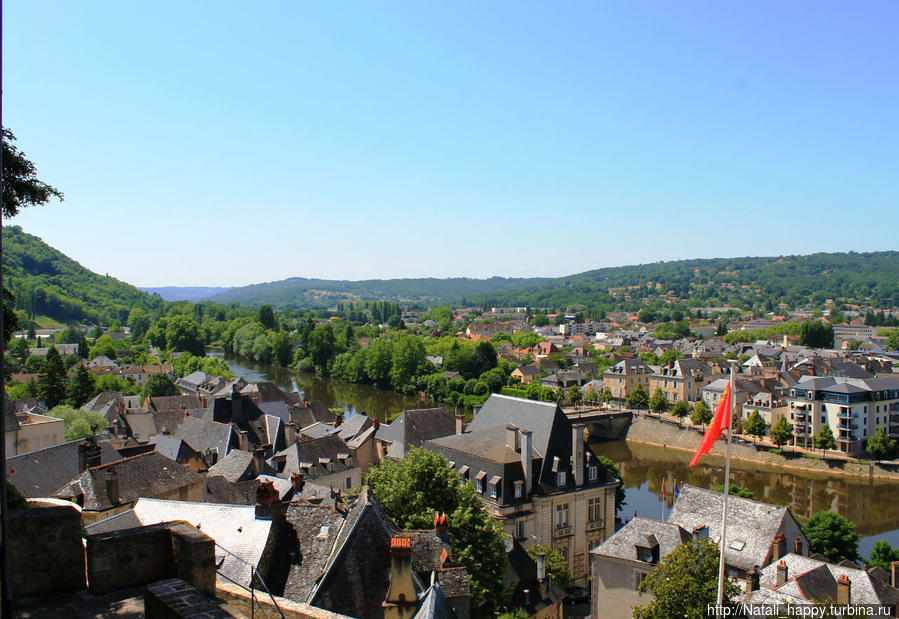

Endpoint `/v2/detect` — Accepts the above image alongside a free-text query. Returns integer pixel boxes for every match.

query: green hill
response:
[467,252,899,313]
[2,225,162,326]
[210,276,552,308]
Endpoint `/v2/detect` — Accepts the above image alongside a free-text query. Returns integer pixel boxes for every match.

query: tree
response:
[691,400,713,427]
[308,324,336,375]
[526,544,570,589]
[270,331,292,367]
[799,320,834,349]
[127,307,151,339]
[364,337,393,388]
[633,538,739,619]
[141,372,180,399]
[66,364,96,408]
[649,389,669,415]
[37,346,67,408]
[802,511,860,563]
[2,128,64,218]
[670,400,690,425]
[768,417,794,449]
[743,409,767,444]
[364,447,507,610]
[256,305,279,331]
[597,455,626,513]
[96,373,141,396]
[48,405,108,441]
[626,384,649,409]
[715,483,755,499]
[164,316,206,356]
[866,428,897,461]
[868,540,899,571]
[567,385,582,406]
[813,424,836,456]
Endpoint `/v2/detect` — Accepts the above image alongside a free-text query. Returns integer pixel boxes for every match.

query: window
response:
[516,520,525,539]
[514,481,524,498]
[489,483,498,499]
[476,478,483,493]
[555,503,569,528]
[588,497,602,523]
[345,477,353,490]
[557,471,566,487]
[588,466,598,481]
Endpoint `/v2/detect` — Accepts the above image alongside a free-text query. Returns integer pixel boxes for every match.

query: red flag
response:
[661,480,666,500]
[689,383,732,466]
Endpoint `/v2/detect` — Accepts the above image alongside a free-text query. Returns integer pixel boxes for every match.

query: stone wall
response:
[144,578,242,619]
[86,522,216,595]
[216,579,354,619]
[8,500,86,597]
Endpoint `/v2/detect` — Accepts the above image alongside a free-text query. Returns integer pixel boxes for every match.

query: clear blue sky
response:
[5,1,898,287]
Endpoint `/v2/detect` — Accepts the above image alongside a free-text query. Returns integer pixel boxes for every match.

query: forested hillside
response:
[2,226,162,326]
[211,276,551,308]
[468,252,899,314]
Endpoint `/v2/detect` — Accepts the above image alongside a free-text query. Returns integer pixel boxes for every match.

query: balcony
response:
[553,525,572,539]
[586,519,604,532]
[792,413,806,422]
[837,423,857,431]
[836,434,856,443]
[838,411,855,420]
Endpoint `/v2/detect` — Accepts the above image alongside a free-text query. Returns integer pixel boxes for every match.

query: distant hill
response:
[139,286,232,302]
[210,276,552,308]
[2,226,162,325]
[466,252,899,312]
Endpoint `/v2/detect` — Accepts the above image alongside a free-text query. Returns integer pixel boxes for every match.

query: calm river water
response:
[591,438,899,559]
[211,353,447,422]
[213,353,897,559]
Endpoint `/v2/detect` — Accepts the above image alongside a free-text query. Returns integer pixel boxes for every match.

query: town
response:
[5,298,899,618]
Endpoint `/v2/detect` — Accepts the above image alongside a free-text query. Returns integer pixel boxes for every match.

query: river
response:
[591,438,899,559]
[210,353,448,422]
[213,353,897,559]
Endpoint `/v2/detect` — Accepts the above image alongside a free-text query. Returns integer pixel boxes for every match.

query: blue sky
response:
[5,1,897,287]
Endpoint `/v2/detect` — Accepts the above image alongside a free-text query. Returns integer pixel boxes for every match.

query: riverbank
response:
[623,416,899,481]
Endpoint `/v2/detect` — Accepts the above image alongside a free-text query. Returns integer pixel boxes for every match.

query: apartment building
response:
[648,359,720,404]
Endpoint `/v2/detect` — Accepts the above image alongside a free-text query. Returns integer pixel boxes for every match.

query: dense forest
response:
[2,226,163,326]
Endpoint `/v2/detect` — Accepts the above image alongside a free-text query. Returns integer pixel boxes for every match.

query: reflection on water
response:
[591,439,899,559]
[211,353,448,422]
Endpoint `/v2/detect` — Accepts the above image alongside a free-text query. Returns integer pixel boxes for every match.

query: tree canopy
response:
[802,511,860,563]
[363,447,507,611]
[2,128,64,218]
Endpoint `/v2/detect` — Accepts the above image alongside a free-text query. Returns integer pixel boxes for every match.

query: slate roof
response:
[55,452,204,512]
[204,475,258,505]
[300,422,339,440]
[337,414,372,442]
[591,517,692,562]
[148,435,203,465]
[667,485,805,572]
[175,415,234,458]
[6,438,109,497]
[744,553,899,607]
[258,400,290,423]
[240,381,291,404]
[124,412,158,442]
[84,497,273,587]
[148,395,201,412]
[413,584,457,619]
[274,435,357,480]
[466,394,563,462]
[208,449,276,482]
[290,401,337,429]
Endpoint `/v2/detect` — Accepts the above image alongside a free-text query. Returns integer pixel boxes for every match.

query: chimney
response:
[238,430,249,452]
[506,425,520,451]
[290,472,305,493]
[837,574,851,605]
[776,560,788,586]
[520,429,533,495]
[455,414,463,435]
[537,552,549,599]
[79,438,101,472]
[794,537,803,556]
[255,480,283,520]
[383,537,417,619]
[572,424,585,487]
[773,533,786,561]
[748,566,760,592]
[434,512,449,541]
[253,448,265,475]
[284,423,297,446]
[373,418,380,431]
[105,466,120,505]
[334,414,343,428]
[892,561,899,588]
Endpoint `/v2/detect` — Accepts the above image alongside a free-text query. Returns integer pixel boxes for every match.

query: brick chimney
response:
[837,573,851,605]
[748,566,760,592]
[520,429,533,495]
[383,537,417,619]
[284,423,296,446]
[290,472,305,493]
[434,513,449,541]
[455,414,464,435]
[891,561,899,588]
[537,551,550,599]
[794,537,803,556]
[79,438,101,472]
[772,533,786,561]
[255,480,283,520]
[238,430,249,452]
[776,560,788,586]
[105,466,120,505]
[334,414,343,428]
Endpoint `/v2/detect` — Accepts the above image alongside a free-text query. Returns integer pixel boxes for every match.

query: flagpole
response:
[716,366,736,606]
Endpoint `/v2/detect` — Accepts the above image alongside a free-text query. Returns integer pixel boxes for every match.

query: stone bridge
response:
[563,407,634,440]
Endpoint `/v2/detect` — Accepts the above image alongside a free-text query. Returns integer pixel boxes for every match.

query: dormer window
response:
[514,480,524,498]
[557,471,566,487]
[475,471,487,493]
[588,466,598,481]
